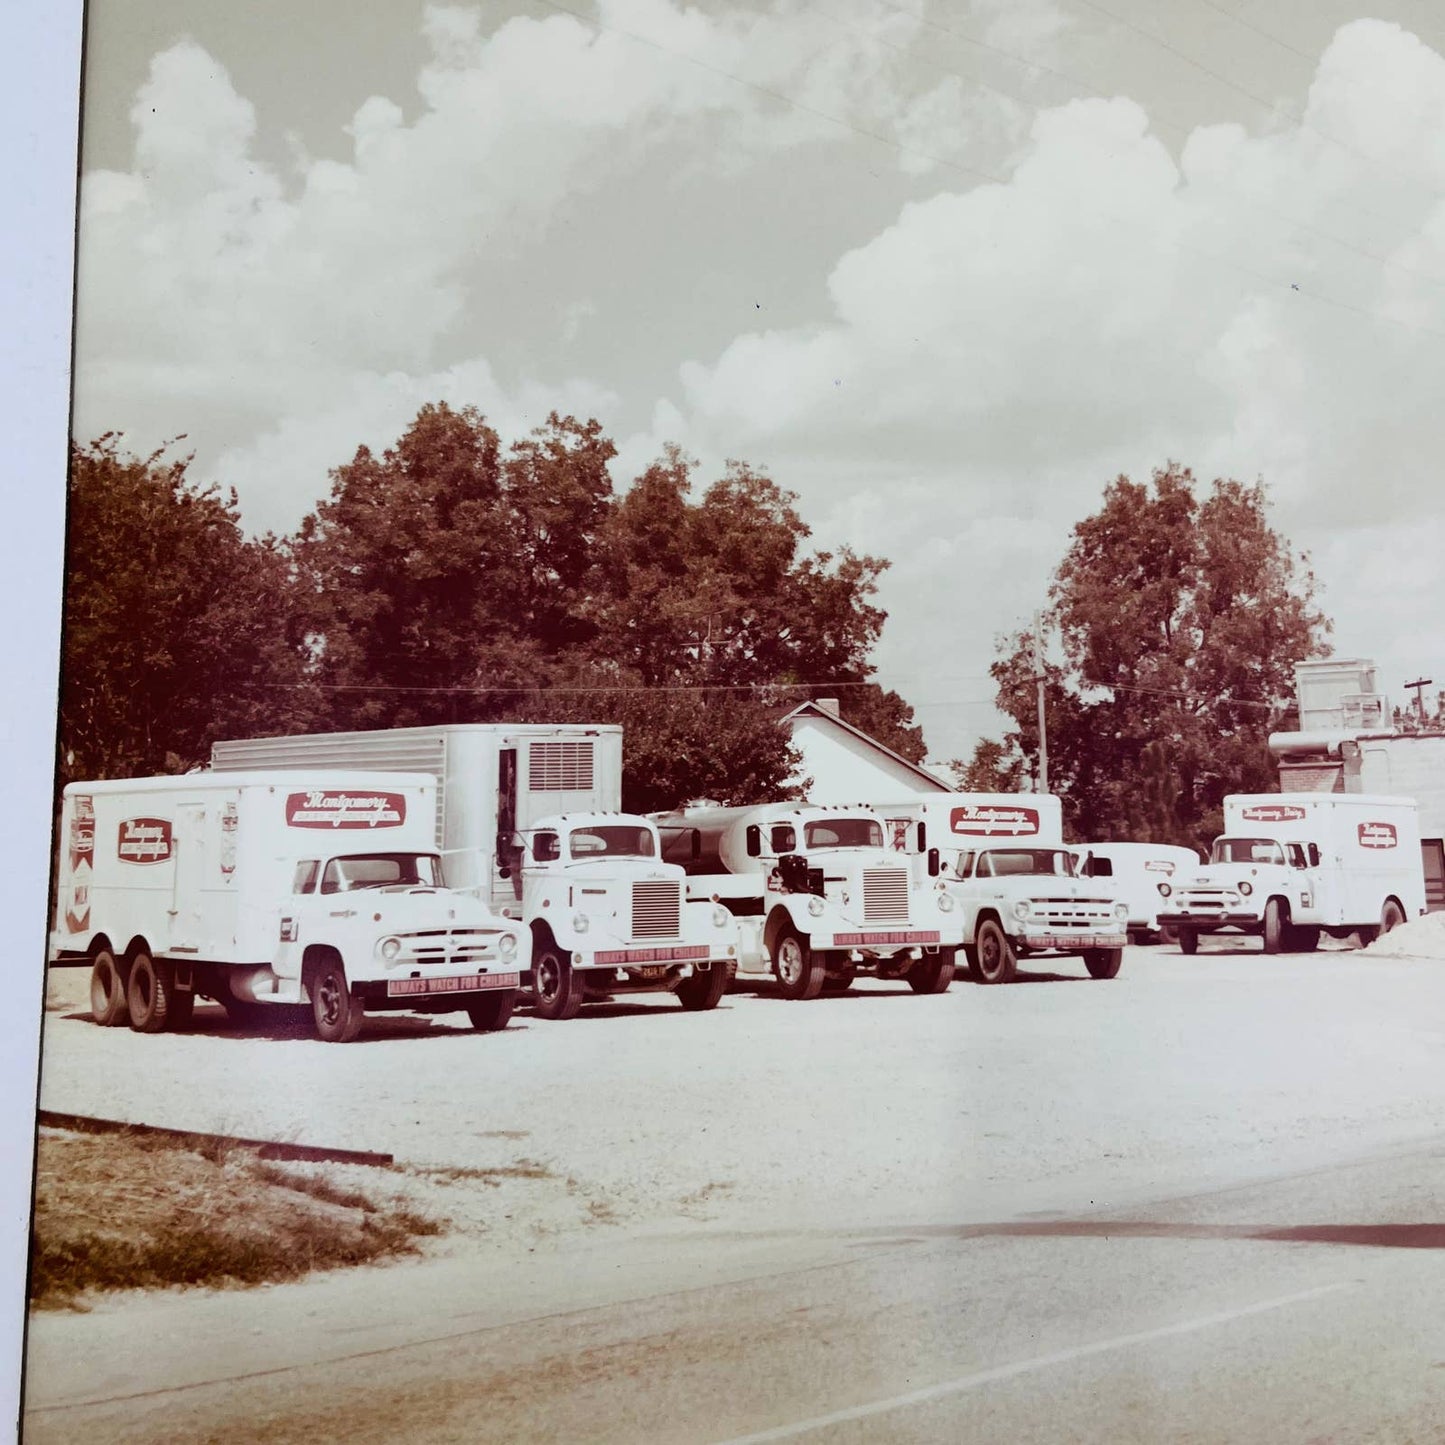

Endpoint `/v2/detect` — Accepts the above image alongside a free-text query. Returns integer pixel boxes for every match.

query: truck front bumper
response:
[1016,930,1127,952]
[1156,911,1261,931]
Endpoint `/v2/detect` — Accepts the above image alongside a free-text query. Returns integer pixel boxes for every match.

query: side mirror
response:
[690,827,701,861]
[927,846,940,878]
[1307,844,1320,868]
[917,821,927,852]
[745,824,761,858]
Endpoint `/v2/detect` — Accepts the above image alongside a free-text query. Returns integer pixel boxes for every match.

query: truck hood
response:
[956,877,1120,905]
[1185,865,1290,889]
[559,860,682,883]
[337,889,514,931]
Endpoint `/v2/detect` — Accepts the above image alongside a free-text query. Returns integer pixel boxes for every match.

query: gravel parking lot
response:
[37,941,1445,1257]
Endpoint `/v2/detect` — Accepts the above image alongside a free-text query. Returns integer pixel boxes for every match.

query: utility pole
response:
[1034,611,1048,795]
[1406,676,1433,723]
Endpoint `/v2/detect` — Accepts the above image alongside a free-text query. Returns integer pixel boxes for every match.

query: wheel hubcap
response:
[537,957,559,1002]
[319,974,342,1025]
[777,939,803,985]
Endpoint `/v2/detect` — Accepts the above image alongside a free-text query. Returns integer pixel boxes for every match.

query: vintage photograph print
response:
[23,2,1445,1441]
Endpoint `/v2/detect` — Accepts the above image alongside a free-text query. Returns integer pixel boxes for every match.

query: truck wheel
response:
[1263,899,1286,955]
[89,948,128,1027]
[1177,927,1198,955]
[973,920,1017,985]
[466,989,516,1032]
[532,946,584,1021]
[772,928,825,1001]
[126,951,172,1034]
[1380,900,1406,935]
[906,949,956,994]
[1083,947,1123,980]
[676,961,732,1011]
[309,957,365,1043]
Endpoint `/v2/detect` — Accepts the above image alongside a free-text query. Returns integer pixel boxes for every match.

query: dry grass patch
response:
[30,1127,443,1309]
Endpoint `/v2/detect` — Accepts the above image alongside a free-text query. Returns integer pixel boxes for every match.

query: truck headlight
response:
[807,896,825,917]
[936,891,955,913]
[572,912,590,933]
[1157,882,1171,898]
[379,936,402,960]
[498,932,517,959]
[1239,881,1253,896]
[711,905,730,927]
[1013,899,1032,920]
[1114,902,1129,920]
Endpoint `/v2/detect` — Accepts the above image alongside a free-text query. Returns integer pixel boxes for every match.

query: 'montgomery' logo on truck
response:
[118,818,173,864]
[1358,821,1398,849]
[1241,804,1308,823]
[285,791,407,828]
[950,805,1039,836]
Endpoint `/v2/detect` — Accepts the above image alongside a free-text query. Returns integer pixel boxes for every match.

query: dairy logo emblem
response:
[950,804,1039,837]
[1358,821,1397,850]
[890,819,910,852]
[220,800,239,876]
[1241,804,1307,823]
[1144,860,1176,874]
[285,790,406,829]
[118,817,173,864]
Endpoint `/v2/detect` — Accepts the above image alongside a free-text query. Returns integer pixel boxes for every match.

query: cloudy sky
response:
[71,0,1445,763]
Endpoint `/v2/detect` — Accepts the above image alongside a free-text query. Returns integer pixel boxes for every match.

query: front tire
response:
[906,949,956,994]
[532,945,584,1021]
[973,920,1018,985]
[466,990,516,1032]
[772,927,825,1001]
[1263,899,1286,955]
[676,961,732,1011]
[89,948,128,1027]
[309,956,365,1043]
[1083,947,1123,980]
[126,951,174,1033]
[1177,927,1199,955]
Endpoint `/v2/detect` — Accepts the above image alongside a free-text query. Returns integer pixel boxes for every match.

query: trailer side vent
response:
[529,741,595,792]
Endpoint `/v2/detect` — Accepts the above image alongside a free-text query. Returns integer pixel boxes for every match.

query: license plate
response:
[387,972,519,997]
[832,930,940,947]
[630,966,669,981]
[1024,934,1126,950]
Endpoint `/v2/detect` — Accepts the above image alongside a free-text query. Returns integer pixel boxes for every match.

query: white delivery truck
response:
[1156,793,1427,954]
[880,795,1129,984]
[49,773,528,1042]
[651,801,965,1000]
[1070,842,1202,943]
[212,726,738,1019]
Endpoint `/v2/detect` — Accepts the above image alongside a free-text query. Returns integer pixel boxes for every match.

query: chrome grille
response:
[631,881,681,938]
[863,869,910,922]
[1031,902,1116,928]
[397,929,504,967]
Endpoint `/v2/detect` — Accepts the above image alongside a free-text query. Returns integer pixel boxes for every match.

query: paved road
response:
[25,948,1445,1441]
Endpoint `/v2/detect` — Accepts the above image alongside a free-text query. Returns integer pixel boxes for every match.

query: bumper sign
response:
[387,972,519,997]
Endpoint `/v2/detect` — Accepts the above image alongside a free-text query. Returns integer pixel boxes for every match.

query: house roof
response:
[778,700,952,792]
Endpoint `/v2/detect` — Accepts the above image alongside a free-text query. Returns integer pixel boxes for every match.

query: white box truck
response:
[212,726,739,1019]
[651,801,966,1000]
[1156,793,1427,953]
[1070,842,1202,942]
[49,773,528,1042]
[880,795,1130,984]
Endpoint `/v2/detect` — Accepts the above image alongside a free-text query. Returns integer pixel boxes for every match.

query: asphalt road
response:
[25,946,1445,1442]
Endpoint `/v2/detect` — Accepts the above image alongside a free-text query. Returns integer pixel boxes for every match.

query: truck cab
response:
[944,842,1129,983]
[515,812,739,1020]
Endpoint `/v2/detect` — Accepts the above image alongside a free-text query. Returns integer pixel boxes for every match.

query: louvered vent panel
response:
[631,881,681,938]
[529,741,595,792]
[863,869,910,922]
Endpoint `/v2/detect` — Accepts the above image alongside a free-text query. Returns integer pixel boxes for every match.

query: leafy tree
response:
[964,463,1330,848]
[59,435,316,788]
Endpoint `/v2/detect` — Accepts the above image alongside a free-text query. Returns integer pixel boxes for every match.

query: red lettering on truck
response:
[1358,821,1398,850]
[1241,804,1307,823]
[950,804,1040,837]
[285,790,407,829]
[117,818,173,864]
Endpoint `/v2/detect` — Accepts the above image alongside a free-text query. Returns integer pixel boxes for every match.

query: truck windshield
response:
[1211,837,1285,865]
[320,854,445,893]
[804,819,884,850]
[569,825,657,859]
[978,849,1077,878]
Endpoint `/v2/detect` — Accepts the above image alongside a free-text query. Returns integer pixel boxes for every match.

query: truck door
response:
[170,805,207,952]
[496,747,522,903]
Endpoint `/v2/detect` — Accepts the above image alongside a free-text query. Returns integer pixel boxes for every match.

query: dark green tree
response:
[963,463,1331,847]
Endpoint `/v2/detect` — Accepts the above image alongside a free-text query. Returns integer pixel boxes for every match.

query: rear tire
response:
[89,949,128,1027]
[1262,899,1286,955]
[1381,900,1406,934]
[532,945,584,1021]
[772,928,825,1001]
[309,955,365,1043]
[906,949,956,994]
[1177,927,1199,955]
[466,989,516,1032]
[125,951,172,1034]
[1083,947,1123,980]
[973,920,1017,985]
[675,961,732,1011]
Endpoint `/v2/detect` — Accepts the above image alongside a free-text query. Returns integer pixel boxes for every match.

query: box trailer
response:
[1157,793,1427,953]
[1070,842,1203,941]
[651,801,966,999]
[50,773,528,1042]
[212,726,738,1019]
[879,795,1130,984]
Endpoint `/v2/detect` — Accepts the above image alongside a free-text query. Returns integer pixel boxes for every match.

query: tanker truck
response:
[652,802,966,1000]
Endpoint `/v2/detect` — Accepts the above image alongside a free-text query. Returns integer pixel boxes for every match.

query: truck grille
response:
[1030,899,1117,928]
[631,881,681,938]
[863,869,910,923]
[396,929,507,967]
[1176,888,1230,912]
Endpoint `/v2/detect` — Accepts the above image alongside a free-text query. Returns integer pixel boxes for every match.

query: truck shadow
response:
[951,970,1092,986]
[905,1219,1445,1250]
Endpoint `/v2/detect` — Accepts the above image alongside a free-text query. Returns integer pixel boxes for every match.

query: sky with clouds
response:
[71,0,1445,763]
